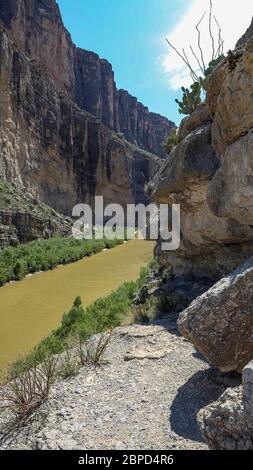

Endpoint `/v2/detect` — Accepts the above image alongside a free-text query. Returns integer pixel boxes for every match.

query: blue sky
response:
[58,0,189,125]
[57,0,253,126]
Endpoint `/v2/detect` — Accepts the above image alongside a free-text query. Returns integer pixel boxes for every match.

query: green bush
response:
[201,56,225,90]
[163,129,178,154]
[175,82,202,115]
[175,56,224,116]
[0,235,124,287]
[7,265,150,376]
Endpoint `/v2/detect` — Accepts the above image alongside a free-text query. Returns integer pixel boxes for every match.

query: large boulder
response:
[198,361,253,450]
[153,104,253,279]
[178,257,253,373]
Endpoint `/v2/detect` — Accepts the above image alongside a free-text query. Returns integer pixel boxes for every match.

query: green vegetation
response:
[6,266,150,378]
[202,56,225,85]
[0,235,124,286]
[176,82,202,115]
[163,128,178,154]
[175,56,224,115]
[0,179,66,220]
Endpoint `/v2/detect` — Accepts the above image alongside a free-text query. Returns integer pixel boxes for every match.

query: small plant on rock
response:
[133,303,151,324]
[0,355,58,422]
[58,345,79,379]
[175,82,202,115]
[84,331,113,368]
[163,128,178,154]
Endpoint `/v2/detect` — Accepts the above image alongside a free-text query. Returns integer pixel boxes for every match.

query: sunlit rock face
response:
[206,36,253,229]
[0,0,175,217]
[152,102,253,280]
[0,0,175,158]
[178,257,253,373]
[152,17,253,280]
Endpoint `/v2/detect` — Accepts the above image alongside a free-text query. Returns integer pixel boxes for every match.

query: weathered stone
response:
[198,361,253,450]
[178,257,253,373]
[206,39,253,158]
[236,17,253,48]
[177,104,211,143]
[124,346,169,361]
[197,386,251,450]
[153,115,253,278]
[242,360,253,427]
[207,131,253,226]
[0,210,69,245]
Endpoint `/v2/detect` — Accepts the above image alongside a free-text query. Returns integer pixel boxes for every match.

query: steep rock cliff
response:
[151,19,253,449]
[0,6,170,219]
[0,0,175,158]
[153,102,253,280]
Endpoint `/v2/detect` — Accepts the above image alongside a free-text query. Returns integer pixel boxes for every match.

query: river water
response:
[0,240,154,371]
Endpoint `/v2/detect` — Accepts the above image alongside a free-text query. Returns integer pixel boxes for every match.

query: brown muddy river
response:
[0,240,154,371]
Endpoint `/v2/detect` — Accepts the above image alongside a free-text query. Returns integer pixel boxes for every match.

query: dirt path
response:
[0,315,234,450]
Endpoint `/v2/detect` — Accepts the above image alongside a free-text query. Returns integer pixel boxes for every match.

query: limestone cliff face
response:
[0,0,175,221]
[0,0,175,158]
[0,22,160,214]
[153,22,253,279]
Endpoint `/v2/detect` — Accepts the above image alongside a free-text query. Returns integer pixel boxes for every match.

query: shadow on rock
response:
[169,369,228,443]
[152,313,181,338]
[192,351,209,363]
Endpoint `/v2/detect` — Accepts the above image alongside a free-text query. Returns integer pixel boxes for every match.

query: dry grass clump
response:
[0,355,58,422]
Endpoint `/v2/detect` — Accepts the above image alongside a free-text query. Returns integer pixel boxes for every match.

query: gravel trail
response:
[0,315,232,450]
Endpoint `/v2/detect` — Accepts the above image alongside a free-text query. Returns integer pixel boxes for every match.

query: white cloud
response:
[163,0,253,90]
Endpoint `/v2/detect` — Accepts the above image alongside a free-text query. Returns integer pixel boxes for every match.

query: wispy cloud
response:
[163,0,253,90]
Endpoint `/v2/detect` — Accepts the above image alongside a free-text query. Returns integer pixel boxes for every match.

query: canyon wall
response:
[0,0,175,224]
[0,0,174,158]
[0,23,160,214]
[153,35,253,280]
[151,17,253,448]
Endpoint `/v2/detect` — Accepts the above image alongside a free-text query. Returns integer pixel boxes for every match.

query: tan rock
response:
[177,104,211,143]
[207,46,253,157]
[124,346,169,361]
[207,131,253,226]
[178,256,253,373]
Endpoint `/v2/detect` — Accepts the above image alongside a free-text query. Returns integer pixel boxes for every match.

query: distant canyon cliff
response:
[0,0,175,215]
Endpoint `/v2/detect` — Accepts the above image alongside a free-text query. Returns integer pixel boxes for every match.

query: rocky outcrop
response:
[153,103,253,279]
[153,18,253,281]
[236,17,253,48]
[198,361,253,450]
[178,257,253,373]
[205,38,253,230]
[0,179,71,245]
[0,210,69,245]
[0,21,161,215]
[151,20,253,449]
[0,0,175,158]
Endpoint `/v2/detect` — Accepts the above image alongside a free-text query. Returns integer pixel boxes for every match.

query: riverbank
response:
[0,236,124,287]
[0,240,154,371]
[9,265,150,376]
